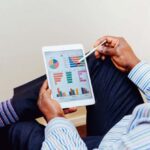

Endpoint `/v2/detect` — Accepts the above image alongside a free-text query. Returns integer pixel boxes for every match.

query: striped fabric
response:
[41,61,150,150]
[128,61,150,100]
[0,100,19,127]
[42,117,87,150]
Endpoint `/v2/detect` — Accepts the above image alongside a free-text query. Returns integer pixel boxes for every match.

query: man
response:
[38,36,150,149]
[0,36,148,149]
[0,76,76,149]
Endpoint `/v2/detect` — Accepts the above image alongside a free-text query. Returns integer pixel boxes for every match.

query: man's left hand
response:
[37,80,77,122]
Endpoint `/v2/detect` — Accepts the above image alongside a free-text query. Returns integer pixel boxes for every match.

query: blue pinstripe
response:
[41,61,150,150]
[0,100,19,127]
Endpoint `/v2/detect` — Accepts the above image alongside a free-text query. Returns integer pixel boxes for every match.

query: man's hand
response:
[94,36,140,72]
[38,80,77,122]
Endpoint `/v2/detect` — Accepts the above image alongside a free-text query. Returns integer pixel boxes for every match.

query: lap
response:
[86,55,143,136]
[8,121,45,150]
[83,136,103,150]
[7,121,100,150]
[0,55,144,149]
[0,126,11,150]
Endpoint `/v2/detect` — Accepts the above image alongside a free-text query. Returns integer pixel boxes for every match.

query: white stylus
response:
[78,40,107,63]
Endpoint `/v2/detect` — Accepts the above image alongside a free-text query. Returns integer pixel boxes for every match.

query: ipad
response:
[42,44,95,108]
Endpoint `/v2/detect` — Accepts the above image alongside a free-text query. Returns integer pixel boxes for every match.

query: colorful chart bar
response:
[49,59,59,69]
[53,73,63,84]
[69,88,79,96]
[81,87,89,94]
[57,88,67,97]
[66,72,73,83]
[56,87,89,97]
[69,56,84,68]
[78,70,87,82]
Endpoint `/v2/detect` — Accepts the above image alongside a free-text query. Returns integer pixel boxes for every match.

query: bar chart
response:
[56,87,89,97]
[81,87,89,94]
[53,73,63,84]
[66,72,73,83]
[57,88,67,97]
[69,88,79,95]
[46,49,92,101]
[78,70,87,82]
[69,56,84,68]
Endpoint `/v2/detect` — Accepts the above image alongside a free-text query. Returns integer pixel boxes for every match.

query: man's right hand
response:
[94,36,140,72]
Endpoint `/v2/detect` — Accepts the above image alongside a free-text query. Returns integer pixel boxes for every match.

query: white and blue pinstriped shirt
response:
[41,61,150,150]
[0,100,19,127]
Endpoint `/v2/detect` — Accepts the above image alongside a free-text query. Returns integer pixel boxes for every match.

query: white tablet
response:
[42,44,95,108]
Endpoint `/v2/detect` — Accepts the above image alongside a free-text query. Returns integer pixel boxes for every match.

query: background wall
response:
[0,0,150,100]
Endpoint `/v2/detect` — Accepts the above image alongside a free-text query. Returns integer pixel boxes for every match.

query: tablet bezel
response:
[42,44,95,108]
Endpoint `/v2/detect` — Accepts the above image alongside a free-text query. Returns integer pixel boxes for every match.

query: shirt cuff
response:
[0,99,19,127]
[128,61,150,88]
[45,117,76,139]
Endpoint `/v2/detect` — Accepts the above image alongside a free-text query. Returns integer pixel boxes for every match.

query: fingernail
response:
[98,47,103,52]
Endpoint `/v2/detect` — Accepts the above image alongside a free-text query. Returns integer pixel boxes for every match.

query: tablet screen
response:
[44,49,92,102]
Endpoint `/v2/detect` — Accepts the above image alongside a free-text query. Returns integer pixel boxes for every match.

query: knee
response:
[8,121,44,150]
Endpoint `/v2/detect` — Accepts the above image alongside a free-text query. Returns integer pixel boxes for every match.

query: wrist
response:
[45,113,65,122]
[128,57,140,71]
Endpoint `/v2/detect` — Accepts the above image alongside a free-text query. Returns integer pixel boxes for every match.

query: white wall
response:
[0,0,150,100]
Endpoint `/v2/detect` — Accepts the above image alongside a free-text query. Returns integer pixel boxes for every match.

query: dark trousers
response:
[0,55,143,150]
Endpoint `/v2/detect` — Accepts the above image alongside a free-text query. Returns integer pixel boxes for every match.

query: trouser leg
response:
[86,55,143,136]
[4,55,144,149]
[11,75,46,121]
[0,76,46,150]
[83,136,103,150]
[8,121,45,150]
[7,120,101,150]
[0,127,11,150]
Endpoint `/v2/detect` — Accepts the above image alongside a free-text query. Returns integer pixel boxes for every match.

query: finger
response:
[111,59,127,72]
[68,107,77,112]
[46,89,52,96]
[97,46,117,56]
[63,109,69,114]
[101,55,106,60]
[94,50,101,59]
[94,36,119,48]
[40,80,49,94]
[42,80,48,90]
[65,107,77,110]
[96,55,101,59]
[113,62,127,72]
[63,107,77,114]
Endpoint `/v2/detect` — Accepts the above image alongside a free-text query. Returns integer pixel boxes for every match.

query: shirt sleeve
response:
[108,104,150,150]
[102,62,150,150]
[0,99,19,127]
[41,117,88,150]
[128,61,150,101]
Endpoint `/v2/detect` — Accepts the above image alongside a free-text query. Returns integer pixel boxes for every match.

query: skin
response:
[94,36,140,72]
[37,80,77,122]
[38,36,141,121]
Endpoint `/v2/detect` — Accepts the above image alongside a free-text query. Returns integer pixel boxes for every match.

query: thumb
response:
[97,46,117,56]
[45,89,52,100]
[47,89,52,96]
[47,88,51,93]
[40,80,48,94]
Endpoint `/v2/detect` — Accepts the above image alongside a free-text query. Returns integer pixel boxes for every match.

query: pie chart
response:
[49,59,59,69]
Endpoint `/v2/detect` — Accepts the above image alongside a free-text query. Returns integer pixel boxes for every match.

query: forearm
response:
[128,61,150,101]
[0,99,19,127]
[117,65,150,149]
[41,117,88,150]
[100,103,150,150]
[109,104,150,150]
